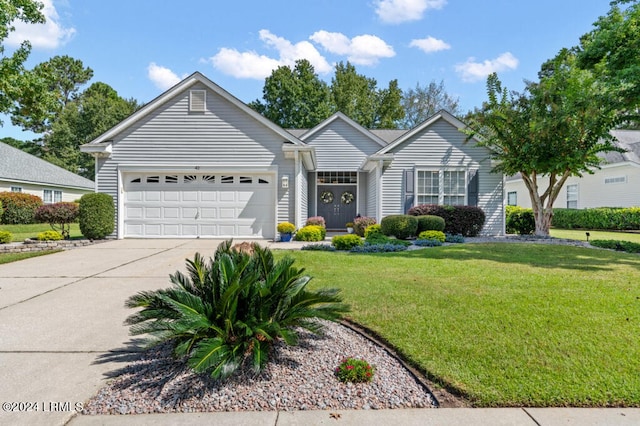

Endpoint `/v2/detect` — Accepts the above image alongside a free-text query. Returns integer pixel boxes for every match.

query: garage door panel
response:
[123,173,275,238]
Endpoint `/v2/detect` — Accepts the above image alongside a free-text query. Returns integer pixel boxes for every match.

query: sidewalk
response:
[0,239,638,426]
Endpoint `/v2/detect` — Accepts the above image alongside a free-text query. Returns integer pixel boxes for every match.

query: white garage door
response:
[123,173,275,238]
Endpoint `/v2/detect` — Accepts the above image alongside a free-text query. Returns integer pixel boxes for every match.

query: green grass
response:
[551,228,640,244]
[278,244,640,407]
[0,250,62,264]
[0,223,82,242]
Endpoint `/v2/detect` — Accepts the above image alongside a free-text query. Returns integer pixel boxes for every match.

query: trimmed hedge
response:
[380,215,418,240]
[408,204,486,237]
[79,193,115,239]
[0,192,43,224]
[295,225,325,242]
[416,215,445,233]
[332,234,363,250]
[552,207,640,230]
[505,205,535,235]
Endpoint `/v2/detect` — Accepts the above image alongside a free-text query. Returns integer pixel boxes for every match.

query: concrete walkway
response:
[0,239,638,425]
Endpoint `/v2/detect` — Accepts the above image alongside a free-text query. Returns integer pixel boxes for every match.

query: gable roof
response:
[82,71,305,147]
[295,112,388,147]
[0,142,94,190]
[601,129,640,165]
[375,109,477,155]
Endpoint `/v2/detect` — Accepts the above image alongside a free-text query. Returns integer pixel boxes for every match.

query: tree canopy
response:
[0,0,45,124]
[400,80,461,129]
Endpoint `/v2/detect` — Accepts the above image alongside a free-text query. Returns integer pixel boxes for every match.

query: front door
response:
[317,185,357,229]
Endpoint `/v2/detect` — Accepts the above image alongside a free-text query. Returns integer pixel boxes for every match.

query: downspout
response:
[377,160,383,222]
[294,150,300,228]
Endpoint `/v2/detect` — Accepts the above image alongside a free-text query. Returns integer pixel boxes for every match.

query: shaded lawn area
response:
[279,244,640,407]
[0,223,82,242]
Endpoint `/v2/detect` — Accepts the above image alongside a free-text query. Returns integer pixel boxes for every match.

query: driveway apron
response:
[0,239,225,426]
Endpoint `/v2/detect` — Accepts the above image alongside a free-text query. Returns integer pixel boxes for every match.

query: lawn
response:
[0,250,62,265]
[279,244,640,407]
[551,228,640,244]
[0,223,82,242]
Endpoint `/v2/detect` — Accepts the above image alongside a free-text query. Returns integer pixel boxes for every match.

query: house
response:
[505,130,640,209]
[80,72,503,239]
[0,142,94,203]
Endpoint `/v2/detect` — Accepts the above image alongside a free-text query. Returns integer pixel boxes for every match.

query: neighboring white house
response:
[505,130,640,209]
[81,72,503,239]
[0,142,95,203]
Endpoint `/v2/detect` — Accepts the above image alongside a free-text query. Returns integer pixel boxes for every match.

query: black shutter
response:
[404,169,415,213]
[468,170,479,206]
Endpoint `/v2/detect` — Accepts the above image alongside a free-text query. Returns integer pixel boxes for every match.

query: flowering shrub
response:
[335,357,375,383]
[277,222,296,234]
[305,216,326,228]
[353,216,376,237]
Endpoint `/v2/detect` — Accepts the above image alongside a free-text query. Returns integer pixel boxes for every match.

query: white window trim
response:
[507,191,517,206]
[43,189,63,204]
[10,186,22,192]
[415,168,467,206]
[566,184,579,209]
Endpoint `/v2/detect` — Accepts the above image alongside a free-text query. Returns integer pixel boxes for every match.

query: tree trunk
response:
[533,205,553,236]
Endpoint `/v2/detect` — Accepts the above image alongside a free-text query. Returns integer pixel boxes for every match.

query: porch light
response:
[281,175,289,189]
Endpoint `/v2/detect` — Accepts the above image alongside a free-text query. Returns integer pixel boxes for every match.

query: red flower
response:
[346,365,354,370]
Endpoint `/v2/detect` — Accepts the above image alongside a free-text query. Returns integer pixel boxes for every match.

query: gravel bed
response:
[83,320,436,415]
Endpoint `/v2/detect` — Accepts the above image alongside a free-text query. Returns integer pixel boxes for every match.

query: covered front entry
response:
[122,172,275,238]
[317,184,357,229]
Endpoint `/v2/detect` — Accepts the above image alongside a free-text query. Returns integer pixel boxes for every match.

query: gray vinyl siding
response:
[305,119,384,171]
[381,119,503,235]
[97,82,295,237]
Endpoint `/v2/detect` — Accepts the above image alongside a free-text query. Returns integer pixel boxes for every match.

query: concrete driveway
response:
[0,239,231,426]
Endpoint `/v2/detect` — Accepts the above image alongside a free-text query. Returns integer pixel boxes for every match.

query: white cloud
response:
[375,0,447,24]
[210,30,332,80]
[6,0,75,49]
[409,36,451,53]
[310,31,395,66]
[147,63,183,90]
[455,52,519,82]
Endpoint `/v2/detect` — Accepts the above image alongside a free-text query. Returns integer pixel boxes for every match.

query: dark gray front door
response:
[317,185,357,229]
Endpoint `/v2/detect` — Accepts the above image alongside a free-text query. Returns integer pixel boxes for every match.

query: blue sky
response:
[3,0,612,140]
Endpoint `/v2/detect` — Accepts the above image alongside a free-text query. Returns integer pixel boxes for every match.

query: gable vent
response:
[190,90,206,112]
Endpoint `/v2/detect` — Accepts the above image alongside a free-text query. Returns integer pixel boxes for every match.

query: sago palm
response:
[125,240,349,379]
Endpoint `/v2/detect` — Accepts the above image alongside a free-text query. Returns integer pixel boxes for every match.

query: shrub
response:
[408,204,486,237]
[332,234,364,250]
[380,215,418,239]
[78,193,115,239]
[553,207,640,230]
[34,202,79,239]
[0,231,12,244]
[0,200,3,222]
[277,222,296,234]
[295,225,325,241]
[125,241,348,379]
[0,192,43,224]
[505,205,535,235]
[418,230,446,242]
[353,216,376,237]
[445,234,465,243]
[413,239,443,247]
[37,230,63,241]
[335,358,376,383]
[590,239,640,253]
[350,243,409,253]
[365,232,412,246]
[364,224,382,238]
[305,216,326,228]
[416,215,445,233]
[301,243,336,251]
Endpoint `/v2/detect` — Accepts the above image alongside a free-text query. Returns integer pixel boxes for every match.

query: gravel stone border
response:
[83,320,437,415]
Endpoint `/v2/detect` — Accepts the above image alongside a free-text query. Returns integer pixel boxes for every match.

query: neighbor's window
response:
[507,191,517,206]
[566,184,578,209]
[43,189,62,204]
[417,170,466,206]
[10,186,22,192]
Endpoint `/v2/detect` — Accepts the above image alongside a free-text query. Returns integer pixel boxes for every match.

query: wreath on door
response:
[320,190,334,204]
[341,191,354,204]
